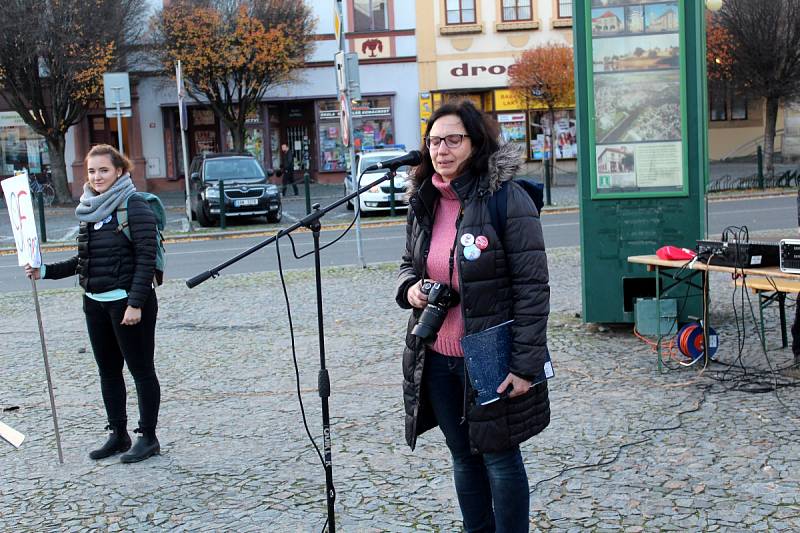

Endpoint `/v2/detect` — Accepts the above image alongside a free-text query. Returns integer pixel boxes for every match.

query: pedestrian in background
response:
[280,142,298,196]
[24,144,162,463]
[396,100,551,532]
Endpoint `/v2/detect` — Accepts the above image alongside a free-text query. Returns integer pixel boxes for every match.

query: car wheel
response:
[197,204,215,227]
[267,205,282,223]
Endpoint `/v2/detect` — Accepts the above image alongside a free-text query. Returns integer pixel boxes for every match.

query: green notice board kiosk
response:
[574,0,708,323]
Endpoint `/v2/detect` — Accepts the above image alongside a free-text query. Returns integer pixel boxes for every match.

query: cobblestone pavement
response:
[1,246,799,532]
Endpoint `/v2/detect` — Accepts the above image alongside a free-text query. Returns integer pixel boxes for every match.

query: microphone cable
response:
[286,211,360,260]
[273,233,335,533]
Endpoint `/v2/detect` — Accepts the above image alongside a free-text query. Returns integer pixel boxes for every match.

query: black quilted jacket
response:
[395,143,551,454]
[44,195,157,308]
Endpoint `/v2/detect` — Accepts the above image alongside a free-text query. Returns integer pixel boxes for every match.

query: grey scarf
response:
[75,173,137,223]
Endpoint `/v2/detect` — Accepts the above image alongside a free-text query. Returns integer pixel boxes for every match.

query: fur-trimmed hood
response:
[407,142,524,198]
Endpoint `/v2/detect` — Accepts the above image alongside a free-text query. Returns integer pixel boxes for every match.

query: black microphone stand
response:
[186,167,401,533]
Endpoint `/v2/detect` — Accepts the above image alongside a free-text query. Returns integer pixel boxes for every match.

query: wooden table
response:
[627,255,800,360]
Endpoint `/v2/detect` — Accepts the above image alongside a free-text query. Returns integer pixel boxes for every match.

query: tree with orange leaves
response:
[0,0,147,204]
[706,13,734,82]
[509,43,575,205]
[152,0,316,154]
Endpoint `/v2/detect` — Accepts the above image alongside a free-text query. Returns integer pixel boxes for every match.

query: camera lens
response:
[411,282,457,346]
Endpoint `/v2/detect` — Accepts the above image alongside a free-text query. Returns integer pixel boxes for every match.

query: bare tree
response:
[713,0,800,174]
[0,0,148,204]
[150,0,316,152]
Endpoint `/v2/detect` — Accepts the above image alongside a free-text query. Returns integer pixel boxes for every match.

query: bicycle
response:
[29,172,55,207]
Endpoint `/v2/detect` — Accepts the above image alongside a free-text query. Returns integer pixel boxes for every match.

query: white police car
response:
[343,146,412,213]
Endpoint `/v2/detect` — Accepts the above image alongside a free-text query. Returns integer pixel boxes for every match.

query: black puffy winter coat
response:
[395,143,550,454]
[44,195,157,308]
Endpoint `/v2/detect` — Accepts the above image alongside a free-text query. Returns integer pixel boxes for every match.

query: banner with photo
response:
[588,0,687,197]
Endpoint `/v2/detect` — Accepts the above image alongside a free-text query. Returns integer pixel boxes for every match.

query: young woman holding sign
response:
[25,144,161,463]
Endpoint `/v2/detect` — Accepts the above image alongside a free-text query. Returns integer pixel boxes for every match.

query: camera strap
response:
[447,207,464,287]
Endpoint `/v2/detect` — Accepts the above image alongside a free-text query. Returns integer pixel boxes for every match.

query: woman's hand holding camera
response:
[497,373,532,399]
[407,279,430,309]
[24,264,41,280]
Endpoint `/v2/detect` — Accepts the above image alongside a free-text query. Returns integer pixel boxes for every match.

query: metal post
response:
[113,87,124,155]
[757,145,764,189]
[389,174,396,216]
[180,130,193,231]
[338,0,364,269]
[219,180,226,230]
[304,171,312,215]
[36,191,47,243]
[30,278,64,464]
[544,155,552,206]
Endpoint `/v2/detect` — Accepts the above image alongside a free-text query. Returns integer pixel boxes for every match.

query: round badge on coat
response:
[460,233,475,247]
[94,215,112,230]
[475,235,489,250]
[463,244,481,261]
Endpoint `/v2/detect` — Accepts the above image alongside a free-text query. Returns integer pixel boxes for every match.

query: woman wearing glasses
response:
[396,100,550,532]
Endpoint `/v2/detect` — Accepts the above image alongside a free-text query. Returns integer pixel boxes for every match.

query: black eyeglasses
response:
[425,134,469,149]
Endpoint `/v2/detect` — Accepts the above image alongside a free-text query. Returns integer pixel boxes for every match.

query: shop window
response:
[0,112,49,176]
[446,0,476,24]
[557,0,572,18]
[502,0,531,21]
[354,0,388,32]
[224,128,265,163]
[268,105,281,170]
[529,110,577,160]
[317,96,395,171]
[497,113,527,155]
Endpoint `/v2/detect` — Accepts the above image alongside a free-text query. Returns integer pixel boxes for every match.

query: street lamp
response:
[705,0,723,11]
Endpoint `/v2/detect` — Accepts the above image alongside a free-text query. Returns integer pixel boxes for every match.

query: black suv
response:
[189,153,282,226]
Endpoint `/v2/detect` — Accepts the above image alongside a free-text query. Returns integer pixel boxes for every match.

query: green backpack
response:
[116,192,167,286]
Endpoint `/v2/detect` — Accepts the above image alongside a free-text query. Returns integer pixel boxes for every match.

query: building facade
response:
[0,0,419,198]
[416,0,576,166]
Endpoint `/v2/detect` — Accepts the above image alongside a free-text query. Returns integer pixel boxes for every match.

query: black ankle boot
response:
[89,425,131,460]
[120,428,160,463]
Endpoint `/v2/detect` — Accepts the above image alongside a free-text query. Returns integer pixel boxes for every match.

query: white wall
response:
[137,77,169,178]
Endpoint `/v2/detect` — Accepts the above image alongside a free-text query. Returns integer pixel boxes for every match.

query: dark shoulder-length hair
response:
[414,99,500,184]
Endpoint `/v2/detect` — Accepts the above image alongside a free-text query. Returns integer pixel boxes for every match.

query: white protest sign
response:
[1,172,42,267]
[0,420,25,448]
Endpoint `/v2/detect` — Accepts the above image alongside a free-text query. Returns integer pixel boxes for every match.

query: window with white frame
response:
[354,0,388,32]
[557,0,572,18]
[502,0,531,21]
[446,0,476,24]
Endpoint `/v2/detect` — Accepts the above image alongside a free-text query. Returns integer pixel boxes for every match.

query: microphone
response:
[363,150,422,172]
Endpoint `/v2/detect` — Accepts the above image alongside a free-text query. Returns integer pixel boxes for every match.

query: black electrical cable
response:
[287,211,360,260]
[530,385,711,494]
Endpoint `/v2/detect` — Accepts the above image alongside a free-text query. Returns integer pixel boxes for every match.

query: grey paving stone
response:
[2,249,799,530]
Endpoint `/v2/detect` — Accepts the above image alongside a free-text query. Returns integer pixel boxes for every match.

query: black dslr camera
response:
[411,281,460,345]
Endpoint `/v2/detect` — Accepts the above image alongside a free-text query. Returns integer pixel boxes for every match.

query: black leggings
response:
[83,290,160,430]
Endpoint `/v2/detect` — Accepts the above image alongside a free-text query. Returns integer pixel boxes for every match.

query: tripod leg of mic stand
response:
[311,222,336,532]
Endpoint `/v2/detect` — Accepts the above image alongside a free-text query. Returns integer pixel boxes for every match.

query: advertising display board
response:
[586,0,688,198]
[574,0,708,324]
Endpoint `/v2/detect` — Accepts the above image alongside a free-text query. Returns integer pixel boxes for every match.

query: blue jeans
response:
[424,351,530,533]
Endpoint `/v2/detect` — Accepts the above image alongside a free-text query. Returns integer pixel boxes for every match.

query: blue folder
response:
[461,319,554,406]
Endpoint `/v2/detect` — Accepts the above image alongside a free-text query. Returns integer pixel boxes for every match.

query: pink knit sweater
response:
[426,173,464,357]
